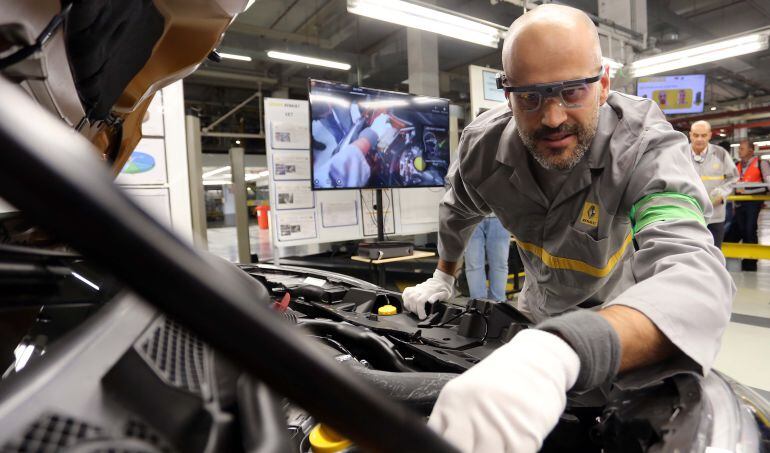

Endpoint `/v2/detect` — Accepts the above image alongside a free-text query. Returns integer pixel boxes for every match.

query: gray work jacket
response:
[687,144,738,223]
[438,92,735,383]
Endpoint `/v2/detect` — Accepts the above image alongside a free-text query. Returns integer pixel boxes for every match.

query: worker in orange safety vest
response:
[725,139,770,271]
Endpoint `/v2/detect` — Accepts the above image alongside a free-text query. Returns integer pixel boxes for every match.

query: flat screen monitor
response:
[309,79,450,190]
[636,74,706,114]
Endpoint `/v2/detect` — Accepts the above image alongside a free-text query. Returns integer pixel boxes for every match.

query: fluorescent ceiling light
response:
[202,166,231,179]
[347,0,505,48]
[13,344,35,372]
[267,51,351,70]
[219,52,253,62]
[630,31,770,78]
[203,180,232,186]
[246,170,269,181]
[360,99,409,109]
[710,106,717,111]
[754,140,770,146]
[71,271,100,291]
[413,96,440,104]
[310,93,351,108]
[731,144,740,148]
[245,0,256,10]
[206,170,268,184]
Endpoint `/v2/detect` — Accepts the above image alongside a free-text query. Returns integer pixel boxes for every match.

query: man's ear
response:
[599,66,610,105]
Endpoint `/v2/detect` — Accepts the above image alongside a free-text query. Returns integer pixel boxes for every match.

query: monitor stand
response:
[376,188,385,242]
[358,189,414,260]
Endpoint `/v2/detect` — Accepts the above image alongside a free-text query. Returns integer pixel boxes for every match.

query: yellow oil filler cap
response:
[378,304,398,316]
[309,424,352,453]
[413,156,426,171]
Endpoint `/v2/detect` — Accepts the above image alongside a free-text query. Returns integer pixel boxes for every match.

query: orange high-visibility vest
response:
[737,157,762,183]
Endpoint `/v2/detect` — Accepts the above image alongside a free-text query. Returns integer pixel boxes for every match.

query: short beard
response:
[515,108,599,171]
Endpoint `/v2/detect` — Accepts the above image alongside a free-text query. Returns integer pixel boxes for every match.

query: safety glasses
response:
[496,68,604,112]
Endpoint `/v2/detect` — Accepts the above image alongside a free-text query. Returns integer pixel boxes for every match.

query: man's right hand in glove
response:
[402,269,455,319]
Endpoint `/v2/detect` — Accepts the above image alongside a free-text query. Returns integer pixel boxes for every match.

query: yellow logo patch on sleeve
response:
[581,202,599,227]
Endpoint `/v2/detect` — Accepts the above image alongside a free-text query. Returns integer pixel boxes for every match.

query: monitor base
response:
[357,241,414,260]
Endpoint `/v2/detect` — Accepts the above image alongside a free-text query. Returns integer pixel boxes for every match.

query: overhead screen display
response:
[636,74,706,114]
[309,79,450,190]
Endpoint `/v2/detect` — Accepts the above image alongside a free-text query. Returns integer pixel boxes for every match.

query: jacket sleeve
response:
[608,126,735,381]
[437,131,490,262]
[717,150,739,199]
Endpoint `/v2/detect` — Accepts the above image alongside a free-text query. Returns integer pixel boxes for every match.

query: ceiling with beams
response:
[185,0,770,153]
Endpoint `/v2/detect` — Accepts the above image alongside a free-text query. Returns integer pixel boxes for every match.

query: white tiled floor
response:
[715,322,770,391]
[715,206,770,391]
[714,270,770,391]
[727,270,770,318]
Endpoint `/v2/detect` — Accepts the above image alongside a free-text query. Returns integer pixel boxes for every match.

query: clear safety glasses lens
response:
[513,83,592,112]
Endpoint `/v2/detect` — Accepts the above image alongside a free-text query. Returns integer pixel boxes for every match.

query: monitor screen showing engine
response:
[309,79,450,190]
[636,74,706,114]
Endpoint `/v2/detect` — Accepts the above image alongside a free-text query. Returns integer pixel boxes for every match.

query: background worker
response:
[725,139,770,271]
[463,215,510,301]
[686,120,738,247]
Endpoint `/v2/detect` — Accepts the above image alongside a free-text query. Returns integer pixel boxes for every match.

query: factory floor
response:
[715,264,770,395]
[723,206,770,395]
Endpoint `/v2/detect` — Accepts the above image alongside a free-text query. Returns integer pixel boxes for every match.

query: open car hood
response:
[0,0,249,174]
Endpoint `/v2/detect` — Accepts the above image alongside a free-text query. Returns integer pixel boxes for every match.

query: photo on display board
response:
[309,79,450,190]
[275,211,317,241]
[276,164,296,175]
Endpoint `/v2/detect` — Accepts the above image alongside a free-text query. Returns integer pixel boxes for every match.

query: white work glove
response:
[369,113,393,136]
[401,269,455,320]
[369,114,397,149]
[328,144,371,187]
[312,120,337,155]
[429,329,580,453]
[350,102,362,123]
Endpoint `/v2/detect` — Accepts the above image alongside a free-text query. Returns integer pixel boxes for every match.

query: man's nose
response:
[540,97,568,129]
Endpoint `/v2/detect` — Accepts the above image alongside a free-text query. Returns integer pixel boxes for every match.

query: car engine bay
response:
[0,253,739,453]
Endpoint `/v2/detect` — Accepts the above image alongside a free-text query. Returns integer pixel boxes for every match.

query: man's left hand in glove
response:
[428,306,676,453]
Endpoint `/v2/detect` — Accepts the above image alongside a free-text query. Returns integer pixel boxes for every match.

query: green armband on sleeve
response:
[629,192,706,235]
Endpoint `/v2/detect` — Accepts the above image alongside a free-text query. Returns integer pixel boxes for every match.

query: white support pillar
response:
[598,0,647,37]
[229,147,251,263]
[598,0,646,93]
[185,114,208,250]
[407,29,440,97]
[407,27,441,246]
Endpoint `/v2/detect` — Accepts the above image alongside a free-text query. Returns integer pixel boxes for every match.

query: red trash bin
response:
[256,205,270,230]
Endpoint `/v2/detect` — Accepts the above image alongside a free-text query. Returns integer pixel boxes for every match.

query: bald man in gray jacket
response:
[687,120,738,247]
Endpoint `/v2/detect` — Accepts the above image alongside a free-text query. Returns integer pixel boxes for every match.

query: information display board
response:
[116,85,193,242]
